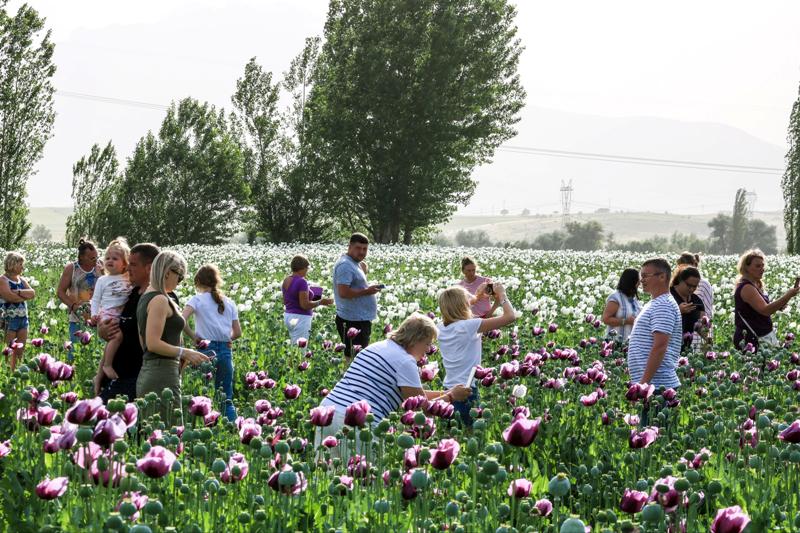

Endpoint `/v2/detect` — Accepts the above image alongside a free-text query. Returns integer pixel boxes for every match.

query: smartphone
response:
[375,284,386,290]
[466,366,478,388]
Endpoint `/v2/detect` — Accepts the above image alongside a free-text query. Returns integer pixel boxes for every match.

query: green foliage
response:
[454,229,493,248]
[783,82,800,254]
[306,0,526,243]
[707,192,777,254]
[231,51,339,243]
[27,224,51,242]
[531,230,567,251]
[564,220,604,251]
[731,188,749,254]
[0,3,55,248]
[73,99,248,245]
[64,141,121,246]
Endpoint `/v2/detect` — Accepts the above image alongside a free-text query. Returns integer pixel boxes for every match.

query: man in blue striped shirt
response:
[627,258,682,389]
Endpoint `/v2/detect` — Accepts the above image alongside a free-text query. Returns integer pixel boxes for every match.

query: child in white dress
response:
[90,238,133,379]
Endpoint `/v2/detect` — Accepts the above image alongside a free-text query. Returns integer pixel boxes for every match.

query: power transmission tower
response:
[560,179,573,227]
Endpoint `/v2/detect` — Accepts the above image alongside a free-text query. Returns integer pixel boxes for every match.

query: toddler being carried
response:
[90,238,133,380]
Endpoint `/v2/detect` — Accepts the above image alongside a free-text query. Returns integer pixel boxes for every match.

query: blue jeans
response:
[203,341,237,421]
[452,385,479,427]
[68,321,81,362]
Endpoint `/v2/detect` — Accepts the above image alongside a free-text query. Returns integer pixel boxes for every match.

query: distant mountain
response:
[466,106,787,216]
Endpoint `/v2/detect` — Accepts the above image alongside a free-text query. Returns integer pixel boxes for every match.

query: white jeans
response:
[284,313,313,344]
[313,408,374,460]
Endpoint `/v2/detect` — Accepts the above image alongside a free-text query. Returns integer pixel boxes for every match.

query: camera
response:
[485,283,494,295]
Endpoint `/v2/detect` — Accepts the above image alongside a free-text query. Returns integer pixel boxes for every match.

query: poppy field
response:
[2,243,800,532]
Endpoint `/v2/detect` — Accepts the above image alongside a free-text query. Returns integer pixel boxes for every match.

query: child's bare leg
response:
[102,334,121,379]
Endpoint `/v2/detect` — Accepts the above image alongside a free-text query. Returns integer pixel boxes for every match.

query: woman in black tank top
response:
[733,250,798,351]
[136,251,209,425]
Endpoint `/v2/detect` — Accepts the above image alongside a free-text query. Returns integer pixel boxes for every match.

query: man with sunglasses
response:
[627,258,683,396]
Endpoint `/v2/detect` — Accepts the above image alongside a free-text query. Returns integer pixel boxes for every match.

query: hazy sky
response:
[11,1,800,213]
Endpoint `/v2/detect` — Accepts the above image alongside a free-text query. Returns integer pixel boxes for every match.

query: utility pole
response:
[560,179,573,227]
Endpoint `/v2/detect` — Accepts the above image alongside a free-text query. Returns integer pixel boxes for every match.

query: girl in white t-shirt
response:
[437,283,516,426]
[90,238,132,380]
[182,264,241,421]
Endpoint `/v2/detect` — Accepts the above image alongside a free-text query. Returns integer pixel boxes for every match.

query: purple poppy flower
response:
[188,396,213,416]
[533,498,553,517]
[508,478,532,498]
[429,439,460,470]
[619,489,649,514]
[344,400,370,427]
[502,417,541,447]
[220,452,249,483]
[309,405,335,427]
[66,397,104,425]
[35,476,68,500]
[779,420,800,443]
[283,384,301,400]
[629,427,659,449]
[136,446,176,478]
[711,506,750,533]
[92,415,127,447]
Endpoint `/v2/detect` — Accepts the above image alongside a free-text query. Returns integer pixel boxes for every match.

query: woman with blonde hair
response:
[0,252,35,371]
[733,249,798,351]
[136,251,209,423]
[315,313,470,455]
[437,283,516,425]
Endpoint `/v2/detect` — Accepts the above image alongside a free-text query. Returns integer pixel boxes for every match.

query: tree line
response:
[61,0,525,247]
[445,188,778,254]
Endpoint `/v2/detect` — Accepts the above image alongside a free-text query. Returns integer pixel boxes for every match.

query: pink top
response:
[459,275,491,317]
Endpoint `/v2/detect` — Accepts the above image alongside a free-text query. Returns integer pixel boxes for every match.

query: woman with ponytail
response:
[182,264,241,421]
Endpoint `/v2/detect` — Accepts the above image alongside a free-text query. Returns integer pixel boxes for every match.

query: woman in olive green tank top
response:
[136,251,209,426]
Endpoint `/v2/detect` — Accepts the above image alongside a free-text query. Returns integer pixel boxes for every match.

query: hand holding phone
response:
[374,284,386,290]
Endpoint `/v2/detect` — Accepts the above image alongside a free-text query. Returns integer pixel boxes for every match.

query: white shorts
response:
[284,313,313,344]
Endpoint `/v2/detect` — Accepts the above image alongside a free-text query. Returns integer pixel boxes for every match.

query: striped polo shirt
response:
[626,293,682,388]
[322,339,422,423]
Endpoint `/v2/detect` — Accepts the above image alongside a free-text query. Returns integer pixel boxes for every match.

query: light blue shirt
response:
[333,254,377,321]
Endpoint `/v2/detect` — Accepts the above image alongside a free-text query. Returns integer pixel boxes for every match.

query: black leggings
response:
[335,316,372,359]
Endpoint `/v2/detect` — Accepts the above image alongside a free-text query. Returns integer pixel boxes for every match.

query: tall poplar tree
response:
[0,2,55,248]
[306,0,526,243]
[783,82,800,254]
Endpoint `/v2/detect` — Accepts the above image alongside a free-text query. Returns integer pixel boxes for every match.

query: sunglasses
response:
[171,269,185,283]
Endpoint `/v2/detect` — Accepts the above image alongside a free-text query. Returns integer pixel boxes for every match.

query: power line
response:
[54,89,786,176]
[56,90,170,111]
[498,145,784,175]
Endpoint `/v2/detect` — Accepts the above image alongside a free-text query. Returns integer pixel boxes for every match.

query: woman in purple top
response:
[282,255,334,344]
[458,257,498,318]
[733,249,798,351]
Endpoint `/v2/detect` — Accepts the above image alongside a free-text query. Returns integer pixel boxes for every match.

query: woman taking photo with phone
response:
[733,249,799,351]
[458,257,498,318]
[669,266,706,350]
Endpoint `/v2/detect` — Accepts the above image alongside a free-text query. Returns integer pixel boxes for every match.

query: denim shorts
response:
[5,316,29,332]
